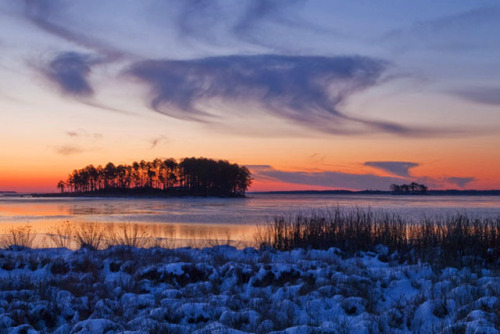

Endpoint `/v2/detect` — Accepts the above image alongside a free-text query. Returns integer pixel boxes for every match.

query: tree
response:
[57,180,66,193]
[104,163,117,189]
[390,182,428,195]
[390,184,401,194]
[58,157,252,197]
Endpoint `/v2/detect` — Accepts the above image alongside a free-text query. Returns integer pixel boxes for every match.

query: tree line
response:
[57,157,252,197]
[390,182,428,195]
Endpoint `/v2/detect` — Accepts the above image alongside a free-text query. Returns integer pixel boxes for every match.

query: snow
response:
[0,246,498,333]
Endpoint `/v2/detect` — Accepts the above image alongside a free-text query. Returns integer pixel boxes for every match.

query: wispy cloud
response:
[20,0,310,56]
[382,5,500,52]
[66,129,102,139]
[128,54,418,135]
[54,145,84,156]
[364,161,419,177]
[250,165,477,190]
[22,0,123,59]
[445,177,475,188]
[149,135,168,149]
[43,52,97,97]
[452,86,500,106]
[170,0,311,48]
[53,129,102,155]
[250,165,405,190]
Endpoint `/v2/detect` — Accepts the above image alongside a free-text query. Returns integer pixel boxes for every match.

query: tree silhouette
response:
[57,180,66,193]
[390,182,428,195]
[60,157,252,197]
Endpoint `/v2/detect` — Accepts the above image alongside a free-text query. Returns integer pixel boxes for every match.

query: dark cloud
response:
[66,129,102,139]
[250,165,405,190]
[446,177,475,188]
[44,52,95,97]
[150,135,168,149]
[453,87,500,106]
[128,54,416,134]
[24,1,126,104]
[309,153,326,163]
[251,165,478,190]
[54,145,84,156]
[364,161,419,177]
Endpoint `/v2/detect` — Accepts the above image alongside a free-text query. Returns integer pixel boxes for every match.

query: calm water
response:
[1,193,499,246]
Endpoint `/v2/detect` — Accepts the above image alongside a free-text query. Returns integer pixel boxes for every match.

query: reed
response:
[0,225,36,249]
[257,208,499,267]
[104,223,150,248]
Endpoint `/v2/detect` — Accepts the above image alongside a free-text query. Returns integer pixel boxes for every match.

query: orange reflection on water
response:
[0,221,258,249]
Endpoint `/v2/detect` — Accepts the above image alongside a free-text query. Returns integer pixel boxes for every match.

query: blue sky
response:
[0,0,499,191]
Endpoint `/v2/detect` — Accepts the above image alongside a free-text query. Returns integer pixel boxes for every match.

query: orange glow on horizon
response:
[2,167,500,194]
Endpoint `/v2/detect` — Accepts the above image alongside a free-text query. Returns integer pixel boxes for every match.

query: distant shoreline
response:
[251,189,500,196]
[30,188,246,199]
[21,189,500,198]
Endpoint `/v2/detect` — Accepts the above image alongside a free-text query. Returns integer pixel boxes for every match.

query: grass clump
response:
[74,223,106,250]
[257,208,499,268]
[105,223,150,248]
[46,221,73,248]
[0,225,36,249]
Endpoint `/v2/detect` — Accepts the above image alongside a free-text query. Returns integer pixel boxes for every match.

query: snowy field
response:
[0,246,498,333]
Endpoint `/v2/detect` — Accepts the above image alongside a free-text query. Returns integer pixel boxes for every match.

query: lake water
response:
[1,193,499,247]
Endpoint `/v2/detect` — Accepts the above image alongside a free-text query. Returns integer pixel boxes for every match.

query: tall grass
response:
[257,208,500,267]
[46,221,73,248]
[0,225,36,248]
[105,223,150,248]
[74,222,106,250]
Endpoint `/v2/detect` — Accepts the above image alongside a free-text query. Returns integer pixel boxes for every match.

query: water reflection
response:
[0,222,257,249]
[0,194,499,248]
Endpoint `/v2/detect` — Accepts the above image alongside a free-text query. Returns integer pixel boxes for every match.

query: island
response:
[54,157,252,197]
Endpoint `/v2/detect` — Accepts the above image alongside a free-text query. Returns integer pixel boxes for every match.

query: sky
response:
[0,0,499,193]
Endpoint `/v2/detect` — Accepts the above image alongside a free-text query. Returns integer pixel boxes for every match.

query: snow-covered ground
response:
[0,246,498,333]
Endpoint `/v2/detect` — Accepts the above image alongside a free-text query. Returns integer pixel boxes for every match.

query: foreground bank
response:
[0,246,498,333]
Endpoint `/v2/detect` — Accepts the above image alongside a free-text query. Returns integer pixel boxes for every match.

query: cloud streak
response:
[149,135,168,149]
[171,0,309,47]
[54,145,84,156]
[382,5,500,52]
[128,54,416,135]
[446,177,475,188]
[364,161,419,177]
[43,52,96,97]
[251,165,477,191]
[250,165,406,190]
[453,87,500,106]
[23,0,122,59]
[66,129,102,139]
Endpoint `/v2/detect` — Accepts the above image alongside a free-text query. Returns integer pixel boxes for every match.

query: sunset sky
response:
[1,0,499,193]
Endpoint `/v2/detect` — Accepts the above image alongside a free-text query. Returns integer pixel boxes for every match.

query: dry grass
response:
[74,222,106,250]
[0,225,37,248]
[257,208,500,267]
[105,223,150,248]
[46,221,73,248]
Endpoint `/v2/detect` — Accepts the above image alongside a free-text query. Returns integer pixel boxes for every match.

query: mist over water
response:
[0,194,499,246]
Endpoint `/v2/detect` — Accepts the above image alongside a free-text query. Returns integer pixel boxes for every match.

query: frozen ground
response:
[0,246,498,333]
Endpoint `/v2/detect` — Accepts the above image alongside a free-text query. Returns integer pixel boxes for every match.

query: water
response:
[1,193,499,247]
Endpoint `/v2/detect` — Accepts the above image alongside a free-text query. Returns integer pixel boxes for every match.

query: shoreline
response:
[19,189,500,198]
